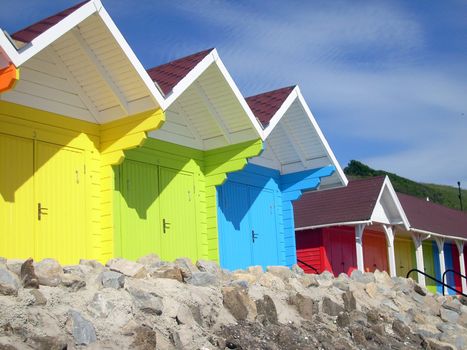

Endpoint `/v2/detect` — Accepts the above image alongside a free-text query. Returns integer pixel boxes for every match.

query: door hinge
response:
[37,203,48,221]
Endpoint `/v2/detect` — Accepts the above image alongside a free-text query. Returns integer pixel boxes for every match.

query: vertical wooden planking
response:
[422,241,437,293]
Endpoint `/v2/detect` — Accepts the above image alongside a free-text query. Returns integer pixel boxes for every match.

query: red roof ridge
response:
[245,86,296,127]
[11,0,90,43]
[147,48,215,96]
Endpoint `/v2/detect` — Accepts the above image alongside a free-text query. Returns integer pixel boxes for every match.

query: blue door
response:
[444,243,457,295]
[217,181,252,270]
[218,181,280,270]
[249,187,279,267]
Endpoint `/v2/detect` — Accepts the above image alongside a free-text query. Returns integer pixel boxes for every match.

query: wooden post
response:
[455,240,467,293]
[411,232,426,287]
[435,237,446,294]
[383,225,396,277]
[355,224,365,273]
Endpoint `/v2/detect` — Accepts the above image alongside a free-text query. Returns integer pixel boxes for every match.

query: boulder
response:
[337,311,351,328]
[291,264,305,276]
[0,267,20,296]
[136,253,161,266]
[61,274,86,291]
[79,259,103,269]
[101,270,125,289]
[29,289,47,306]
[222,286,256,321]
[288,293,315,320]
[176,304,195,325]
[342,290,357,312]
[20,258,39,289]
[442,299,462,313]
[131,325,157,349]
[231,272,257,285]
[126,281,163,315]
[413,283,427,296]
[107,259,146,278]
[350,270,375,284]
[426,339,456,350]
[247,265,263,277]
[255,295,278,324]
[185,272,218,286]
[440,308,459,323]
[69,310,97,345]
[150,266,184,282]
[365,282,379,298]
[267,266,293,280]
[174,258,199,279]
[87,292,115,318]
[35,259,62,287]
[257,272,285,290]
[299,274,319,288]
[6,259,25,277]
[322,296,344,316]
[196,260,221,275]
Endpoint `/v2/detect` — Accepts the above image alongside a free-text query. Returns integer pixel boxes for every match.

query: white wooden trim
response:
[48,45,100,122]
[194,81,231,143]
[71,28,128,115]
[295,220,372,231]
[173,101,202,143]
[280,120,308,168]
[410,228,467,243]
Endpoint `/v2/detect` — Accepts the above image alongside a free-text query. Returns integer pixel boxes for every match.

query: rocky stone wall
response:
[0,255,466,349]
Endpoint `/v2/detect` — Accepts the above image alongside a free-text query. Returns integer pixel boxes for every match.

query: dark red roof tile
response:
[294,176,386,228]
[147,49,214,96]
[397,193,467,239]
[246,86,295,127]
[12,1,90,43]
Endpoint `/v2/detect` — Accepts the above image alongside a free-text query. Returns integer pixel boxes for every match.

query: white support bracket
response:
[71,28,129,115]
[435,237,446,295]
[194,81,231,143]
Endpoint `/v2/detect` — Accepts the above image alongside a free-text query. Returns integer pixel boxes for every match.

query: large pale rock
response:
[79,259,103,269]
[442,299,462,313]
[69,310,97,345]
[322,296,344,316]
[299,274,319,288]
[365,282,379,298]
[440,308,459,323]
[136,253,161,266]
[101,271,125,289]
[0,267,20,296]
[350,270,375,284]
[196,260,221,275]
[257,272,285,290]
[61,274,86,291]
[231,272,257,285]
[126,280,163,315]
[426,339,456,350]
[6,259,25,277]
[267,266,293,280]
[35,259,62,287]
[87,292,115,318]
[174,258,199,279]
[176,304,195,325]
[107,259,146,278]
[291,264,305,276]
[288,293,315,320]
[150,266,184,282]
[222,286,256,321]
[255,294,278,324]
[247,265,263,277]
[186,272,218,286]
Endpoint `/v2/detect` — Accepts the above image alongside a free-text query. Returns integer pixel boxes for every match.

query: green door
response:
[423,242,437,293]
[159,167,197,261]
[116,160,161,260]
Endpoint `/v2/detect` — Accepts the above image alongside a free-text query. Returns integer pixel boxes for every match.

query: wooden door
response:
[249,187,278,268]
[422,241,437,293]
[363,232,388,273]
[34,141,86,264]
[394,239,414,278]
[159,167,197,261]
[0,133,35,259]
[116,160,160,260]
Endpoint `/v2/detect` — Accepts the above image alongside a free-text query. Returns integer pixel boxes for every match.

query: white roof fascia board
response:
[262,87,298,139]
[211,49,264,139]
[0,0,98,67]
[410,228,467,243]
[0,0,165,110]
[295,88,348,186]
[371,176,410,230]
[163,52,215,108]
[295,220,372,231]
[95,2,165,109]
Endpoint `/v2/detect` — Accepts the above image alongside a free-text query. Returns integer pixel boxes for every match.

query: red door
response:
[363,231,388,272]
[296,229,324,274]
[451,244,462,294]
[325,227,357,276]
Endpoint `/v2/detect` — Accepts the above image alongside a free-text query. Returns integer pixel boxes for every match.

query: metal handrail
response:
[297,258,319,274]
[442,269,466,294]
[406,268,466,297]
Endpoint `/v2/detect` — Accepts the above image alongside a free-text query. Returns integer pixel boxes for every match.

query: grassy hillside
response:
[344,160,467,212]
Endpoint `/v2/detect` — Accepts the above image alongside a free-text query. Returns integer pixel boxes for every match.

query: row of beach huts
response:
[0,0,466,295]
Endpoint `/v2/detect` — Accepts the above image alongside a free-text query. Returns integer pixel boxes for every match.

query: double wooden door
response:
[0,133,86,263]
[116,160,197,261]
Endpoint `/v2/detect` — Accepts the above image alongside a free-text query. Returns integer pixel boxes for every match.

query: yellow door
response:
[34,141,86,264]
[0,133,35,259]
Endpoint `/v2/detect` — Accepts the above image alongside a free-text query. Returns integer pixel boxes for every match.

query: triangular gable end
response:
[147,49,263,150]
[0,0,166,123]
[371,176,410,229]
[247,86,348,188]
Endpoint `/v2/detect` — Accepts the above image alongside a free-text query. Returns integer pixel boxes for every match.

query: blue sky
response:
[2,0,467,187]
